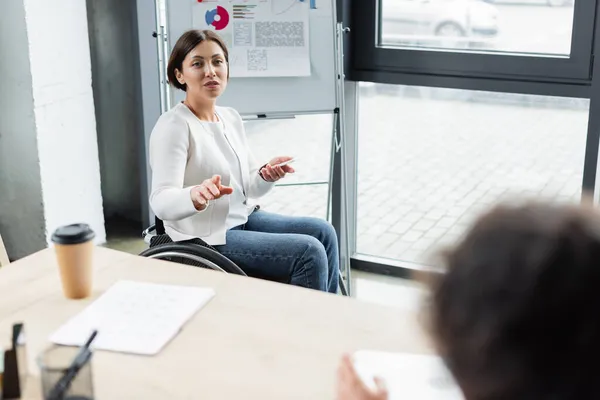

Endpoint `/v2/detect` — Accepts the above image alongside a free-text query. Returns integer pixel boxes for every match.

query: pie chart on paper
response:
[205,6,230,30]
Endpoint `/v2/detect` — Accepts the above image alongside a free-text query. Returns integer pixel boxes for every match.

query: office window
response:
[351,1,594,82]
[356,83,589,265]
[245,114,334,219]
[380,0,575,55]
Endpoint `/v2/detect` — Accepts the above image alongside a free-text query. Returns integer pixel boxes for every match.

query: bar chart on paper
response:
[192,0,311,78]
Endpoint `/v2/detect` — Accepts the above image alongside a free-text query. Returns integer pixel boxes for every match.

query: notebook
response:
[49,280,216,355]
[353,351,464,400]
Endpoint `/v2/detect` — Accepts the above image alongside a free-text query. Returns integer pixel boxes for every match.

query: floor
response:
[102,218,426,314]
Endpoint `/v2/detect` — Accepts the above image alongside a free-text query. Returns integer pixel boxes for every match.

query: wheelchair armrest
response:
[142,224,156,240]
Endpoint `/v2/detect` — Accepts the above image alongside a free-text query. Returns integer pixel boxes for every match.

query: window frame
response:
[335,0,600,278]
[350,0,597,85]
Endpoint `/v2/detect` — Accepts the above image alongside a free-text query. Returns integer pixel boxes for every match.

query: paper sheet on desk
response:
[49,280,215,355]
[353,351,464,400]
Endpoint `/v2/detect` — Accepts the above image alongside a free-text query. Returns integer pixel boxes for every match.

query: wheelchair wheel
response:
[139,243,247,276]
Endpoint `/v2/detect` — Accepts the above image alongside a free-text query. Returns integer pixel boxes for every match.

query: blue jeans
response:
[213,210,339,293]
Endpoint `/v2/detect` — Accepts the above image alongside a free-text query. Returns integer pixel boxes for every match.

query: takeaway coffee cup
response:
[51,223,96,299]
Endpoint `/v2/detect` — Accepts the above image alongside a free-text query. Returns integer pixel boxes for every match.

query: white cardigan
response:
[149,103,274,244]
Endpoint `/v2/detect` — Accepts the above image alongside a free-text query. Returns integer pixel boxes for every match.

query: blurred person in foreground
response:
[337,200,600,399]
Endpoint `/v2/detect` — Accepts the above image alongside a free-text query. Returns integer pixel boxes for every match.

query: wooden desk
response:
[0,247,432,399]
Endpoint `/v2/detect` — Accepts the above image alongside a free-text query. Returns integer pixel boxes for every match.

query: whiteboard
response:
[165,0,337,116]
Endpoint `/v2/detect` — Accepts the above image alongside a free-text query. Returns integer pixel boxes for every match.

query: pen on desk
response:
[47,330,98,400]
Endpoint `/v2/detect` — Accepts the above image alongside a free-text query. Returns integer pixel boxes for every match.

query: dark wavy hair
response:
[427,201,600,399]
[167,29,229,92]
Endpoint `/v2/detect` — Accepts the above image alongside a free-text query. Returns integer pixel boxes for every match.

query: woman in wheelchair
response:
[148,29,339,293]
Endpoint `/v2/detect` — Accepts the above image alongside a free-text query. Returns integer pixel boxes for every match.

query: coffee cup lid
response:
[51,223,95,245]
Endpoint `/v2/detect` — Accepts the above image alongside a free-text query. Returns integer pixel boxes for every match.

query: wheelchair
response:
[139,218,348,295]
[140,218,247,275]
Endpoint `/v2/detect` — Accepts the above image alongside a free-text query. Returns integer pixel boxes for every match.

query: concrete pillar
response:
[0,0,106,260]
[87,0,144,224]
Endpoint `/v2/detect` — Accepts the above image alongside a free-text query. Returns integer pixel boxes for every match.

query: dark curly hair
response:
[427,201,600,399]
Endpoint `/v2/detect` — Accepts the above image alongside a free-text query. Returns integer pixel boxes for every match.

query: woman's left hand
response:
[260,156,295,182]
[336,354,388,400]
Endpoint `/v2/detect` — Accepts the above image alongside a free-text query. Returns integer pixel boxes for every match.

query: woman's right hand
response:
[191,175,233,211]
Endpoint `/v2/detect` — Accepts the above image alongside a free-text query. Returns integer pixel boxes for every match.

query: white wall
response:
[24,0,106,245]
[87,0,144,223]
[0,0,47,260]
[0,0,106,260]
